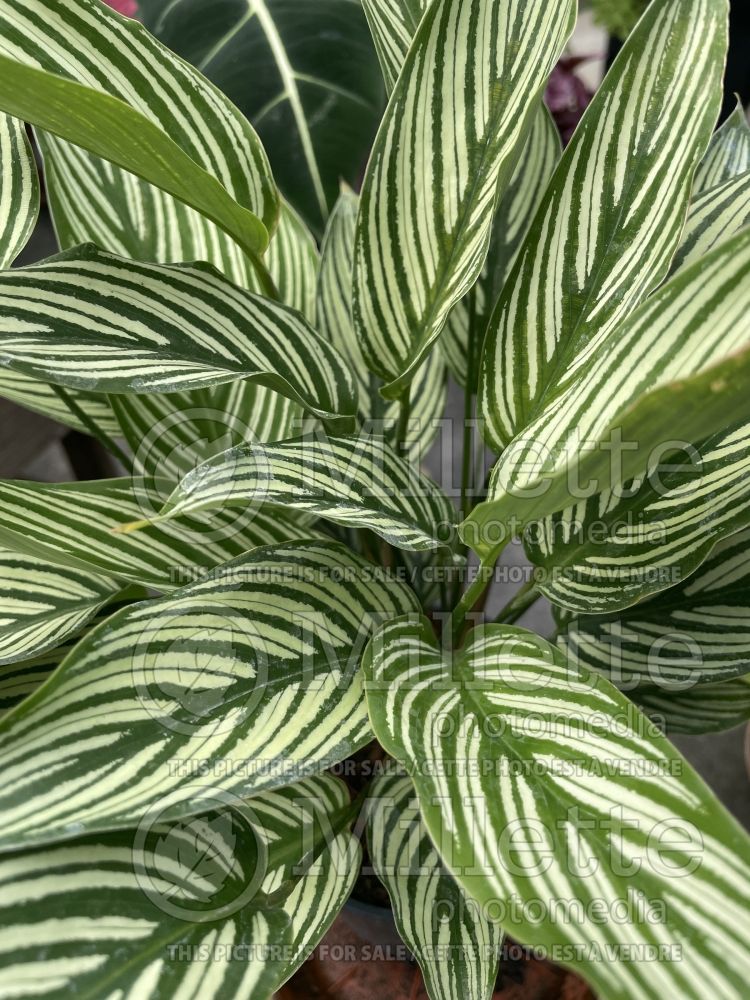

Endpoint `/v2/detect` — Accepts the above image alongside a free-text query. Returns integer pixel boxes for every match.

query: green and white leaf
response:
[141,0,385,236]
[0,477,323,591]
[633,675,750,736]
[362,0,428,94]
[694,98,750,194]
[0,112,38,267]
[0,588,144,715]
[317,186,446,460]
[155,434,458,553]
[0,546,121,665]
[0,542,417,850]
[0,246,357,425]
[671,169,750,274]
[352,0,575,397]
[441,106,561,388]
[560,528,750,689]
[364,617,750,1000]
[0,368,120,436]
[111,382,303,488]
[0,773,359,999]
[525,421,750,614]
[478,0,728,451]
[0,0,278,261]
[368,770,502,1000]
[464,227,750,557]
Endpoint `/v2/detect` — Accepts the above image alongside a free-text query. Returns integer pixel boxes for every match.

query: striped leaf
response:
[0,368,120,436]
[0,541,417,850]
[671,168,750,274]
[478,0,728,452]
[0,477,322,591]
[0,0,278,264]
[0,773,359,999]
[153,434,458,553]
[368,771,502,1000]
[524,421,750,614]
[694,98,750,194]
[463,227,750,558]
[0,588,145,715]
[317,186,446,459]
[633,676,750,736]
[0,546,121,666]
[0,113,38,267]
[0,246,357,424]
[111,383,303,487]
[43,127,318,308]
[441,106,561,388]
[364,617,750,1000]
[141,0,385,236]
[559,528,750,690]
[352,0,575,398]
[362,0,428,93]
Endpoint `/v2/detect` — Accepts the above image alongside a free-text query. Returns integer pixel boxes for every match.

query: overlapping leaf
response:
[362,0,428,93]
[352,0,575,397]
[368,771,502,1000]
[0,246,357,424]
[0,113,38,268]
[464,228,750,557]
[633,675,750,736]
[0,589,144,715]
[671,169,750,274]
[524,421,750,614]
[317,187,446,459]
[694,99,750,194]
[0,0,278,264]
[153,434,458,553]
[364,617,750,1000]
[0,477,322,591]
[0,368,120,436]
[0,546,120,665]
[560,529,750,690]
[0,773,359,998]
[141,0,384,236]
[0,542,417,850]
[478,0,728,451]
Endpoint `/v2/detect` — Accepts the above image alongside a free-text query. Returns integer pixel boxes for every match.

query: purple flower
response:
[102,0,138,17]
[545,57,594,145]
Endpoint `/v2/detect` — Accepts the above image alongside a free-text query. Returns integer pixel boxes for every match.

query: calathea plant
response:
[0,0,748,997]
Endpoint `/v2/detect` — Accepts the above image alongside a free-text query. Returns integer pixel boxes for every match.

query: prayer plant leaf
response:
[671,168,750,274]
[154,434,459,554]
[633,676,750,736]
[0,773,360,999]
[0,546,121,666]
[0,368,120,436]
[352,0,575,398]
[0,112,38,268]
[0,0,278,263]
[317,185,446,461]
[694,98,750,194]
[478,0,728,452]
[559,528,750,690]
[524,421,750,615]
[361,0,429,94]
[0,541,417,851]
[0,246,357,426]
[0,477,323,591]
[140,0,385,237]
[368,770,502,1000]
[364,617,750,1000]
[463,227,750,559]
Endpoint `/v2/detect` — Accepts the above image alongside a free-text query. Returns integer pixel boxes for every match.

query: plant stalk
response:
[494,580,540,625]
[50,384,132,470]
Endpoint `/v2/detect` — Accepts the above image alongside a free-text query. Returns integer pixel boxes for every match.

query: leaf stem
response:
[249,252,281,301]
[394,383,412,452]
[447,556,494,648]
[50,384,132,470]
[494,580,540,625]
